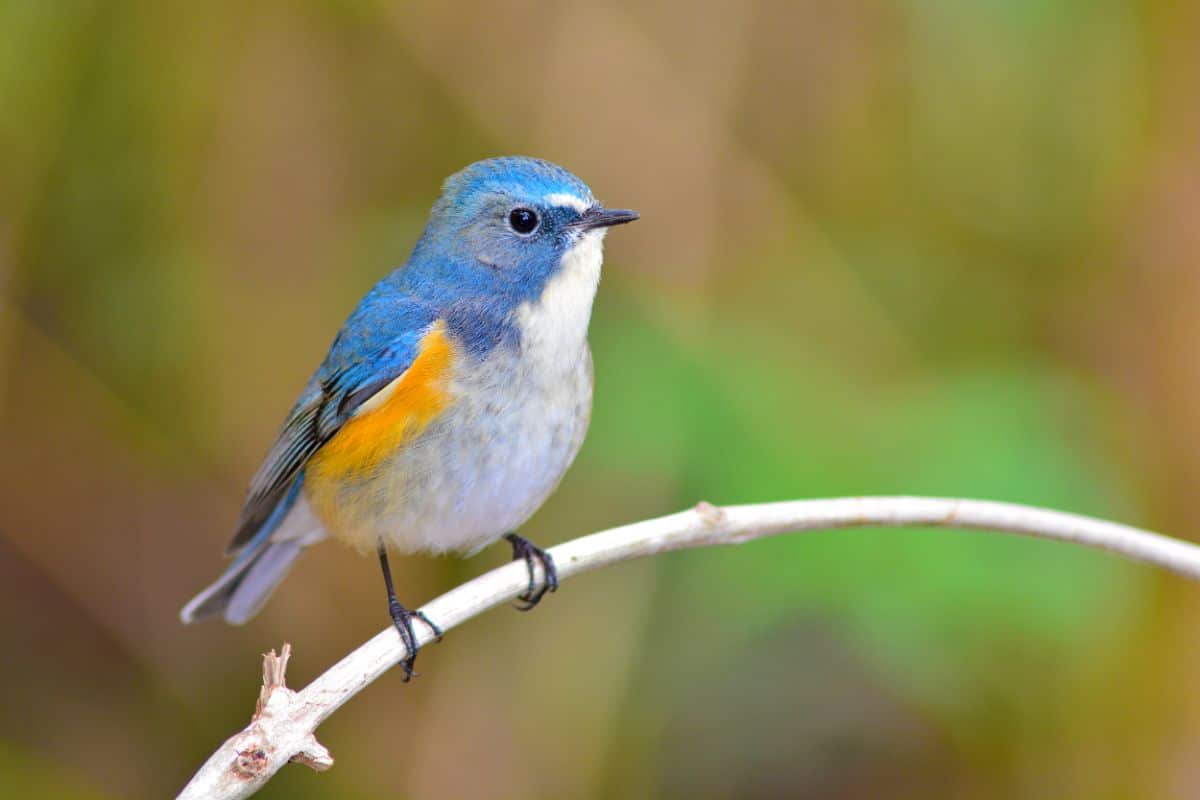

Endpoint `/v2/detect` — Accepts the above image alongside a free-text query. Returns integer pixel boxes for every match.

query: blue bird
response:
[181,157,638,677]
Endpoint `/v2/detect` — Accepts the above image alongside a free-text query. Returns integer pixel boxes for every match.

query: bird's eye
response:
[508,207,539,235]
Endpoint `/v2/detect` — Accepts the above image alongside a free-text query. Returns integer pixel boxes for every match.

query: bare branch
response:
[180,643,332,799]
[177,496,1200,799]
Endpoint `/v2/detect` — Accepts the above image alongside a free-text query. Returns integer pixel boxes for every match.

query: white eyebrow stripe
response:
[545,193,589,212]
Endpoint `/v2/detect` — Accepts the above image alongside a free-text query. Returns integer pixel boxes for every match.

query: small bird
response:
[181,157,637,677]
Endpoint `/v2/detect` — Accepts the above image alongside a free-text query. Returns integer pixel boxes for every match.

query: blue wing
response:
[180,282,440,624]
[226,282,438,554]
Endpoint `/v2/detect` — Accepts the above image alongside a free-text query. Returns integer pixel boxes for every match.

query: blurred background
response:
[3,1,1200,797]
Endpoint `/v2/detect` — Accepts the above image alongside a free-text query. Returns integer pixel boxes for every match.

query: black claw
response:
[504,533,558,611]
[388,601,441,680]
[413,609,444,642]
[379,544,442,681]
[388,600,419,681]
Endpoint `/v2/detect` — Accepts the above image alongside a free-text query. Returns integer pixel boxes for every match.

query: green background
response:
[3,1,1199,797]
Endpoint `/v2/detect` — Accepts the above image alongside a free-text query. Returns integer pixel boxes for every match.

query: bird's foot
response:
[504,532,558,611]
[387,599,443,681]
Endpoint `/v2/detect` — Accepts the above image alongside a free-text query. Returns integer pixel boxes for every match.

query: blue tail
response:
[181,479,309,624]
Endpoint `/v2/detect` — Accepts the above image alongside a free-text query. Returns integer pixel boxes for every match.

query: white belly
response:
[365,344,594,554]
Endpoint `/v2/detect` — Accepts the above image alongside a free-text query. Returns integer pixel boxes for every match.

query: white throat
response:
[515,230,604,373]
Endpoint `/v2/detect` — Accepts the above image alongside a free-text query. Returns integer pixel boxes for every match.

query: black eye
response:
[508,207,539,235]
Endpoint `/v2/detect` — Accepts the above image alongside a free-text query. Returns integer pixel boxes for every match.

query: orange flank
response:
[307,322,456,485]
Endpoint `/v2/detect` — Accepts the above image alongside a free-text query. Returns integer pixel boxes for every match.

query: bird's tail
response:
[180,480,326,625]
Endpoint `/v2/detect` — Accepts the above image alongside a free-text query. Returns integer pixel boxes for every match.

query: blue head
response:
[400,157,638,308]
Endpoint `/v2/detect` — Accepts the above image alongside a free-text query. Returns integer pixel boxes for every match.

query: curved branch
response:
[177,496,1200,799]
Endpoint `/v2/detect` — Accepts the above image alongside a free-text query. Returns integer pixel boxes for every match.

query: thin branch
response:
[177,496,1200,799]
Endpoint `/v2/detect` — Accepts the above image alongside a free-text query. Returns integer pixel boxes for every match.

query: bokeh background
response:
[3,1,1200,797]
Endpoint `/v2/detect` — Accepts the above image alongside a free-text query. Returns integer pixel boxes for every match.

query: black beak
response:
[573,206,640,231]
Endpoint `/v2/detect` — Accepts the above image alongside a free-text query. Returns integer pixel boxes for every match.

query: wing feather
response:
[225,293,437,554]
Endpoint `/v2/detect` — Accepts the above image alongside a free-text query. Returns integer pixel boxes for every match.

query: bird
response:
[181,156,638,678]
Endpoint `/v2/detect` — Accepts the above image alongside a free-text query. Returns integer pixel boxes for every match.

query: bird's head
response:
[409,157,638,304]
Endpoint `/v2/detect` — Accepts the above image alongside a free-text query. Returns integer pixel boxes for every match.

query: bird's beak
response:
[572,206,640,231]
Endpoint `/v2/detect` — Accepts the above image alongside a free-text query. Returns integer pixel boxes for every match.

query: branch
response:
[178,496,1200,799]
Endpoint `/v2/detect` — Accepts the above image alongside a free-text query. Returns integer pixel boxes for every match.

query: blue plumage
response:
[432,157,595,221]
[181,157,637,673]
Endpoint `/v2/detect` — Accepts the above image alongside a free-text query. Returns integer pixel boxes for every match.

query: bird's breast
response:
[307,344,595,554]
[304,231,605,554]
[312,339,592,555]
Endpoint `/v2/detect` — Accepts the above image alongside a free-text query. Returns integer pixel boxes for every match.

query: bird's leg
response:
[504,532,558,611]
[377,543,442,681]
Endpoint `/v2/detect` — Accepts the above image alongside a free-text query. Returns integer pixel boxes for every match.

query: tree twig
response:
[177,496,1200,799]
